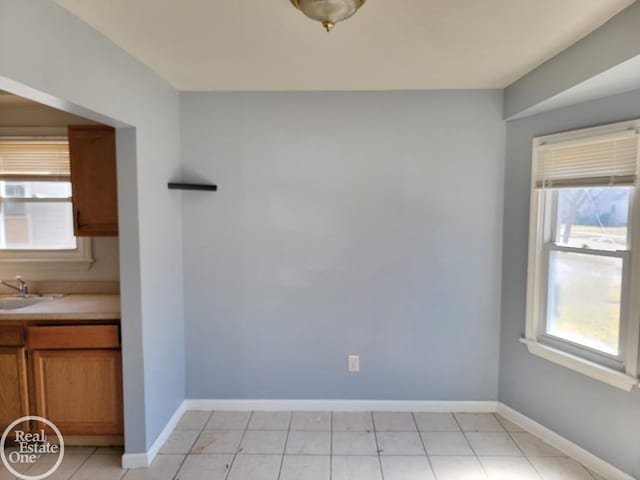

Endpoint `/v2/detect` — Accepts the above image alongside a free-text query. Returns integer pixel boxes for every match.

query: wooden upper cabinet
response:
[68,126,118,236]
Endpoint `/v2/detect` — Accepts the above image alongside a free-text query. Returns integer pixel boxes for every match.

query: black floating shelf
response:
[168,182,217,191]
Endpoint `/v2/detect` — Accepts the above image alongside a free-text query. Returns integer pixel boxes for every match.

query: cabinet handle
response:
[76,211,84,228]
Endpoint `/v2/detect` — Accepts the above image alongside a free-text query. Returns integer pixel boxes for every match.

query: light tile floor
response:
[1,412,608,479]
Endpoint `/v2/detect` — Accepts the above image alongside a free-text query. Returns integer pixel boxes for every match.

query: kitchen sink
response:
[0,295,58,310]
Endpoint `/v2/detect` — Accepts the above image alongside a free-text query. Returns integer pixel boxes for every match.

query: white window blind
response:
[535,132,639,188]
[0,139,70,180]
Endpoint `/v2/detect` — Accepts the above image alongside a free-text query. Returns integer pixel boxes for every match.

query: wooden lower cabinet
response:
[31,349,123,436]
[0,323,122,442]
[0,347,29,431]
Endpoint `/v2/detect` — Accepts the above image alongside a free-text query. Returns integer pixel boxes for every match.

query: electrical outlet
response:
[348,354,360,372]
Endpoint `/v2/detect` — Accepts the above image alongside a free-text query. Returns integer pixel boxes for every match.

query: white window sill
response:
[0,258,94,271]
[0,239,93,270]
[520,338,638,392]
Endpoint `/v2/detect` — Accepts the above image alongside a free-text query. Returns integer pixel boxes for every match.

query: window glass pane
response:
[0,200,76,250]
[546,250,622,356]
[0,181,76,250]
[1,181,72,198]
[555,187,631,251]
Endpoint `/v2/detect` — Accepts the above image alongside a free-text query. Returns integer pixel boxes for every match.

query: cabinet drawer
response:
[27,325,119,350]
[0,326,24,346]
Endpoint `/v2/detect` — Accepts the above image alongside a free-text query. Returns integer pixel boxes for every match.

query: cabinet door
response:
[32,349,123,436]
[0,347,29,431]
[68,126,118,236]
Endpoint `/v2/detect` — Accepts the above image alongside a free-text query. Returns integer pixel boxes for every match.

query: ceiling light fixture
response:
[291,0,366,32]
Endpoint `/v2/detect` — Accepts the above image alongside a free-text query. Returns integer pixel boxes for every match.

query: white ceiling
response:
[56,0,635,91]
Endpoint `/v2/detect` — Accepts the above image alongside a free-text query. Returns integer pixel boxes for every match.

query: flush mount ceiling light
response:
[291,0,366,32]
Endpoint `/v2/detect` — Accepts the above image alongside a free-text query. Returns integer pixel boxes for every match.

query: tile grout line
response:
[495,414,545,480]
[118,456,128,480]
[329,412,333,480]
[411,412,438,480]
[219,411,253,480]
[371,412,386,480]
[452,412,489,480]
[495,414,595,478]
[496,414,597,480]
[170,409,214,480]
[55,446,97,480]
[276,411,294,480]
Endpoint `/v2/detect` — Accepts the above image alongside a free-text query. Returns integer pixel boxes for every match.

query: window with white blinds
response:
[0,138,78,252]
[0,139,70,181]
[525,120,640,392]
[534,131,639,188]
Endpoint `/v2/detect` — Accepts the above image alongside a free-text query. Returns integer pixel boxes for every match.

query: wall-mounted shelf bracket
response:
[167,182,217,191]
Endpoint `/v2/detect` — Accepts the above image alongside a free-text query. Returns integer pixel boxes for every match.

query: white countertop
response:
[0,294,120,321]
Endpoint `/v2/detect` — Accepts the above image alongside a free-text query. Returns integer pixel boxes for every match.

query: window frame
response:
[523,120,640,392]
[0,137,93,267]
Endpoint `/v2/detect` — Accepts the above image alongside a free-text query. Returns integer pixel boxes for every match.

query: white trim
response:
[520,338,638,391]
[0,259,94,272]
[533,120,640,149]
[183,399,498,413]
[0,237,94,266]
[121,400,186,469]
[536,129,638,150]
[496,402,635,480]
[120,453,147,470]
[626,178,640,378]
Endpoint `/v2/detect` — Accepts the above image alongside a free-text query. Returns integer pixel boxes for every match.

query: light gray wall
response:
[0,0,185,453]
[504,1,640,119]
[500,88,640,477]
[180,91,505,400]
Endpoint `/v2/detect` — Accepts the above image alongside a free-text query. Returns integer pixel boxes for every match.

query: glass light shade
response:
[291,0,366,31]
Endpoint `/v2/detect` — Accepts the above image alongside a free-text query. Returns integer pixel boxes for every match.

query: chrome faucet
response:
[0,275,29,296]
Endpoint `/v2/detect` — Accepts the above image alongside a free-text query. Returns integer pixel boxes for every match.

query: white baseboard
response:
[120,452,148,470]
[184,398,498,412]
[121,399,186,469]
[496,403,634,480]
[122,398,632,480]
